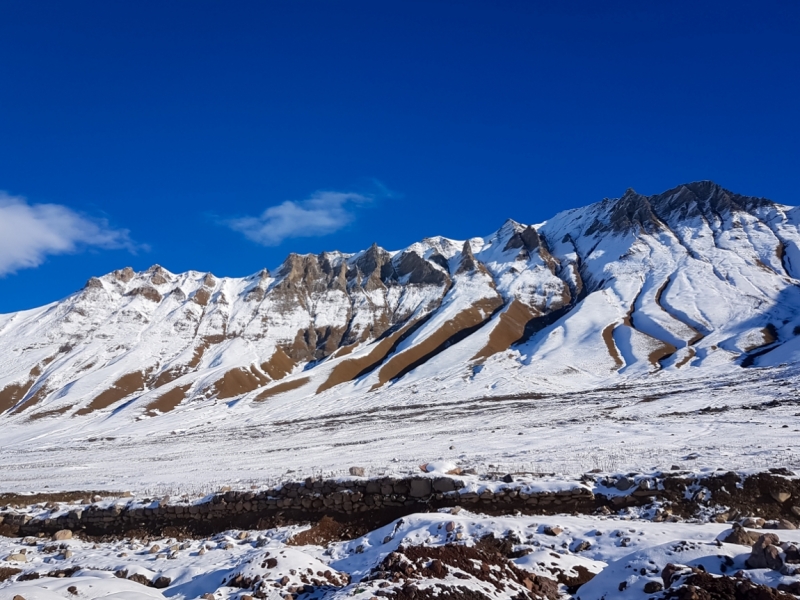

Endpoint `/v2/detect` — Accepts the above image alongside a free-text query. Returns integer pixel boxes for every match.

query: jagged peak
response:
[455,240,479,275]
[576,180,779,237]
[497,218,525,236]
[503,224,541,253]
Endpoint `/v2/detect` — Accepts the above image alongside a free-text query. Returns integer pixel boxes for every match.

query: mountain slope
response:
[1,181,799,426]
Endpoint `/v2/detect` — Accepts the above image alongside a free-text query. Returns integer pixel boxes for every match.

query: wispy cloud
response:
[225,190,372,246]
[0,192,138,276]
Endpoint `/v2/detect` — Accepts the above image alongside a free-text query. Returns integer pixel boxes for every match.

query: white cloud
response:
[226,190,371,246]
[0,192,137,276]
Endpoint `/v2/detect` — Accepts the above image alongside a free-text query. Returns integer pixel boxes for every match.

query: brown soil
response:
[145,384,191,414]
[743,325,778,352]
[329,341,359,359]
[375,540,559,600]
[75,371,146,416]
[623,287,678,367]
[374,297,503,387]
[152,368,182,388]
[287,515,361,546]
[0,490,118,507]
[188,335,225,369]
[655,277,704,345]
[213,367,270,400]
[254,377,310,401]
[6,357,65,414]
[667,571,796,600]
[12,383,57,415]
[25,405,72,422]
[675,347,696,368]
[602,324,624,369]
[261,347,296,381]
[0,379,34,413]
[472,299,537,361]
[0,567,22,582]
[647,339,678,367]
[317,321,418,393]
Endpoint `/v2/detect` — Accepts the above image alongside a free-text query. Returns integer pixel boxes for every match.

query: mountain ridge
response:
[1,180,799,424]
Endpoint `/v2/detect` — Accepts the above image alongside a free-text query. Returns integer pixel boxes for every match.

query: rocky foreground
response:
[0,469,799,599]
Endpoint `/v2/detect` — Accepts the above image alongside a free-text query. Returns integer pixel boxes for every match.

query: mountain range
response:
[2,180,799,425]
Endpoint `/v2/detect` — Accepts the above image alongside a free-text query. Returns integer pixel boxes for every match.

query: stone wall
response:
[1,471,797,539]
[1,476,595,538]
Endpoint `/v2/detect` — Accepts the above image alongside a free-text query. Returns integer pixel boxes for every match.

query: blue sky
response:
[1,0,798,312]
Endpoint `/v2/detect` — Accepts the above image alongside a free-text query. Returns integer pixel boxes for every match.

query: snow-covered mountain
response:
[2,180,799,425]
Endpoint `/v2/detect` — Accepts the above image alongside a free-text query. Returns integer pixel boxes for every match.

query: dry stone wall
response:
[1,475,595,538]
[1,471,798,539]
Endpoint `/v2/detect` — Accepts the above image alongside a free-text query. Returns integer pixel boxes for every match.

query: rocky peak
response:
[603,188,664,235]
[394,250,450,286]
[201,273,216,288]
[651,181,775,221]
[504,225,541,253]
[351,243,395,290]
[593,181,778,236]
[456,240,479,275]
[277,254,320,286]
[148,265,172,286]
[113,267,135,283]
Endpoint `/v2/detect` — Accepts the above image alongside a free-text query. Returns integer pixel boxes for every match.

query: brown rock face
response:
[0,380,34,413]
[394,251,450,286]
[472,300,538,361]
[374,297,504,387]
[127,286,163,303]
[145,385,191,415]
[75,372,147,416]
[254,377,310,401]
[504,225,541,252]
[317,320,421,393]
[213,367,270,400]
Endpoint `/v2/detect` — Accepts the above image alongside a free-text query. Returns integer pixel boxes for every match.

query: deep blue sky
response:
[1,1,798,312]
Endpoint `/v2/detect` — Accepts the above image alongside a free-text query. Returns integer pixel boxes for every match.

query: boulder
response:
[721,523,760,546]
[644,581,663,593]
[741,517,765,528]
[662,563,699,587]
[771,490,792,503]
[52,529,73,541]
[615,477,634,491]
[746,533,783,570]
[543,525,563,536]
[349,467,366,477]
